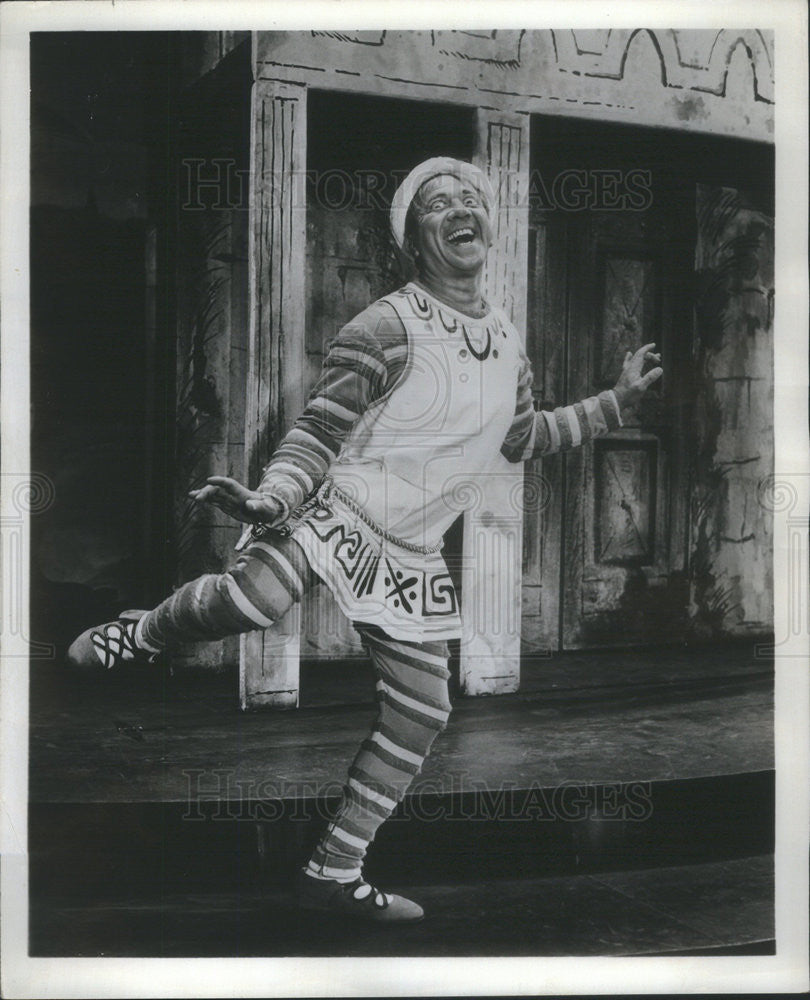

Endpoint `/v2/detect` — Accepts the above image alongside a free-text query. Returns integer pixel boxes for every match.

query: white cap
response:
[389,157,496,250]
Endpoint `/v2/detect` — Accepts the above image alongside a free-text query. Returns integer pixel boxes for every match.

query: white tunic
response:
[290,283,522,642]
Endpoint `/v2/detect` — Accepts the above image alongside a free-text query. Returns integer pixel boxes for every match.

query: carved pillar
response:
[460,111,530,695]
[240,79,307,709]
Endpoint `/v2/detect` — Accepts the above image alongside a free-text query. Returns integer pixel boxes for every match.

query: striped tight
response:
[136,534,316,649]
[308,626,451,880]
[134,534,452,881]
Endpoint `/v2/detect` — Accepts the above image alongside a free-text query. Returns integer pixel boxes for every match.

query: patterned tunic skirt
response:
[288,481,462,643]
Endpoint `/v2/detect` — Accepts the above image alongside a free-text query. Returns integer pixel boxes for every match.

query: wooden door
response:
[527,136,695,650]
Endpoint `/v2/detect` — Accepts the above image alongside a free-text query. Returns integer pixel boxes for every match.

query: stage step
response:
[29,854,773,957]
[28,767,773,899]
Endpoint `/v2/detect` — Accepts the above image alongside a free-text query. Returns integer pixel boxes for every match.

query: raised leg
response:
[136,534,316,650]
[67,533,316,671]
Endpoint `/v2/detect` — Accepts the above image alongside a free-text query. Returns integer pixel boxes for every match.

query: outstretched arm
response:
[190,304,408,527]
[251,324,390,518]
[501,343,662,462]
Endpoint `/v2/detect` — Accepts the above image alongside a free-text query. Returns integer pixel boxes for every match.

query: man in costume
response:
[69,157,662,923]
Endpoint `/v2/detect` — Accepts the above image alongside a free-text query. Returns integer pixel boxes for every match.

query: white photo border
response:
[2,1,807,996]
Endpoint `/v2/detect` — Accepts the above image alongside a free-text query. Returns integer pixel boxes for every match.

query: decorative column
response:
[460,111,530,695]
[240,78,308,709]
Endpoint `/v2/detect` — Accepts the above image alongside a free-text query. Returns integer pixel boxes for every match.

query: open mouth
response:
[445,226,477,246]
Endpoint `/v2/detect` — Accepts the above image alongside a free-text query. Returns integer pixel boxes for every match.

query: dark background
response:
[31,33,179,647]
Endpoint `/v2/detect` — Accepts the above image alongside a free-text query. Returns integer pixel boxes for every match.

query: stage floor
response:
[29,640,773,804]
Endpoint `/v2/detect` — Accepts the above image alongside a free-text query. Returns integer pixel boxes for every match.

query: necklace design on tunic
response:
[411,291,434,320]
[436,306,492,361]
[409,287,493,361]
[461,323,491,361]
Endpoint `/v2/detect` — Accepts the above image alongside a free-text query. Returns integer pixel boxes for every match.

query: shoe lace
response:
[91,620,154,669]
[344,878,392,909]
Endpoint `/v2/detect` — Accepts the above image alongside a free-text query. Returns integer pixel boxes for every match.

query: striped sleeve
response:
[500,350,623,463]
[257,302,408,516]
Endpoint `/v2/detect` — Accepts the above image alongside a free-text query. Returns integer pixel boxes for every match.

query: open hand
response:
[612,343,663,411]
[188,476,285,525]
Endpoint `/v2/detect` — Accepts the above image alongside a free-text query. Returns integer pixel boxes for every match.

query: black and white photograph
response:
[1,1,807,996]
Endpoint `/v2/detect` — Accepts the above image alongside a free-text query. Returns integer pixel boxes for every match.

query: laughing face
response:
[408,174,492,278]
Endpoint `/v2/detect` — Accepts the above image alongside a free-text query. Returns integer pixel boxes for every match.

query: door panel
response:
[563,190,693,647]
[593,438,657,567]
[528,129,694,650]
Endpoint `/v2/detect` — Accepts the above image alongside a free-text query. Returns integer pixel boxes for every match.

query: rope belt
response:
[251,476,444,556]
